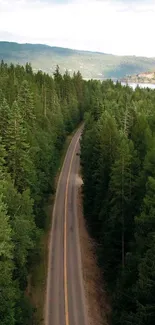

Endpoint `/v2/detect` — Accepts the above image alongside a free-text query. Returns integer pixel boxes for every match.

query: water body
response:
[84,78,155,90]
[121,82,155,90]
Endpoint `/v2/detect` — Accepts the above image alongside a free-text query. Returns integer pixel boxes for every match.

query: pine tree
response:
[0,97,10,139]
[4,100,32,190]
[17,80,35,126]
[0,190,15,325]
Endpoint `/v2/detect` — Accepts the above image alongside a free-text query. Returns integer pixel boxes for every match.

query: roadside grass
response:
[28,124,82,325]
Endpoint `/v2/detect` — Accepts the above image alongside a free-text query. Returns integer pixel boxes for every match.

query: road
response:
[45,126,88,325]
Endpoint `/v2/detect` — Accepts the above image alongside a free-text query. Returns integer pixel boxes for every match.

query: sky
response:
[0,0,155,57]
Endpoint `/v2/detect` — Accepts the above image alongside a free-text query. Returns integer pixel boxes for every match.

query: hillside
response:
[1,41,155,78]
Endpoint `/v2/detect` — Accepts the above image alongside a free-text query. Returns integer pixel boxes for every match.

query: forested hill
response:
[0,61,87,324]
[1,41,155,78]
[81,80,155,324]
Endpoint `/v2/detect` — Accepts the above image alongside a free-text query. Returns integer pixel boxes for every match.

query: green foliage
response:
[81,79,155,324]
[0,61,86,324]
[0,187,15,325]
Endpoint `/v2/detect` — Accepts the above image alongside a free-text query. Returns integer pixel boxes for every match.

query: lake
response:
[121,82,155,90]
[84,78,155,90]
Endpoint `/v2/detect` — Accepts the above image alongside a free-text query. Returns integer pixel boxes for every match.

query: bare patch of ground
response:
[77,177,111,325]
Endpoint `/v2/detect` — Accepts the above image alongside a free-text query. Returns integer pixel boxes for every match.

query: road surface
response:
[45,126,88,325]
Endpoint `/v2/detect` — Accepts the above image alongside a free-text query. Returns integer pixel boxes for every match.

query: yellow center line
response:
[64,134,81,325]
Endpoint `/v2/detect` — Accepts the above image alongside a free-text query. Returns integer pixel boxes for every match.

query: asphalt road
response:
[45,126,88,325]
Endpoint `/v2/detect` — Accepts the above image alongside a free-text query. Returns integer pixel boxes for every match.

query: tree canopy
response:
[81,79,155,324]
[0,61,87,324]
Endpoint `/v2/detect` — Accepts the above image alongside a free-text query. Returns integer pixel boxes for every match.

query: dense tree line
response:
[81,80,155,324]
[0,61,87,325]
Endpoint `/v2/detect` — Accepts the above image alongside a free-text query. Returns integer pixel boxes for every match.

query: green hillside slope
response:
[1,41,155,78]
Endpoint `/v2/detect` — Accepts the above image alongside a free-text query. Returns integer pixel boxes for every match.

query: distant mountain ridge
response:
[1,41,155,79]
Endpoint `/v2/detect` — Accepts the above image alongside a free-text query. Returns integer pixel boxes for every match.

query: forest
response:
[81,79,155,324]
[0,61,87,325]
[1,58,155,325]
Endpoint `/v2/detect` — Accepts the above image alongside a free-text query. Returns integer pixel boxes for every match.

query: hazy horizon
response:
[0,0,154,57]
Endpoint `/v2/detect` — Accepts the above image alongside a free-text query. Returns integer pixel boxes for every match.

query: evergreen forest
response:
[0,61,86,325]
[81,79,155,324]
[1,59,155,325]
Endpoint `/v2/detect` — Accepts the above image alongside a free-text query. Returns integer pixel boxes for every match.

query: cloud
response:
[0,0,155,57]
